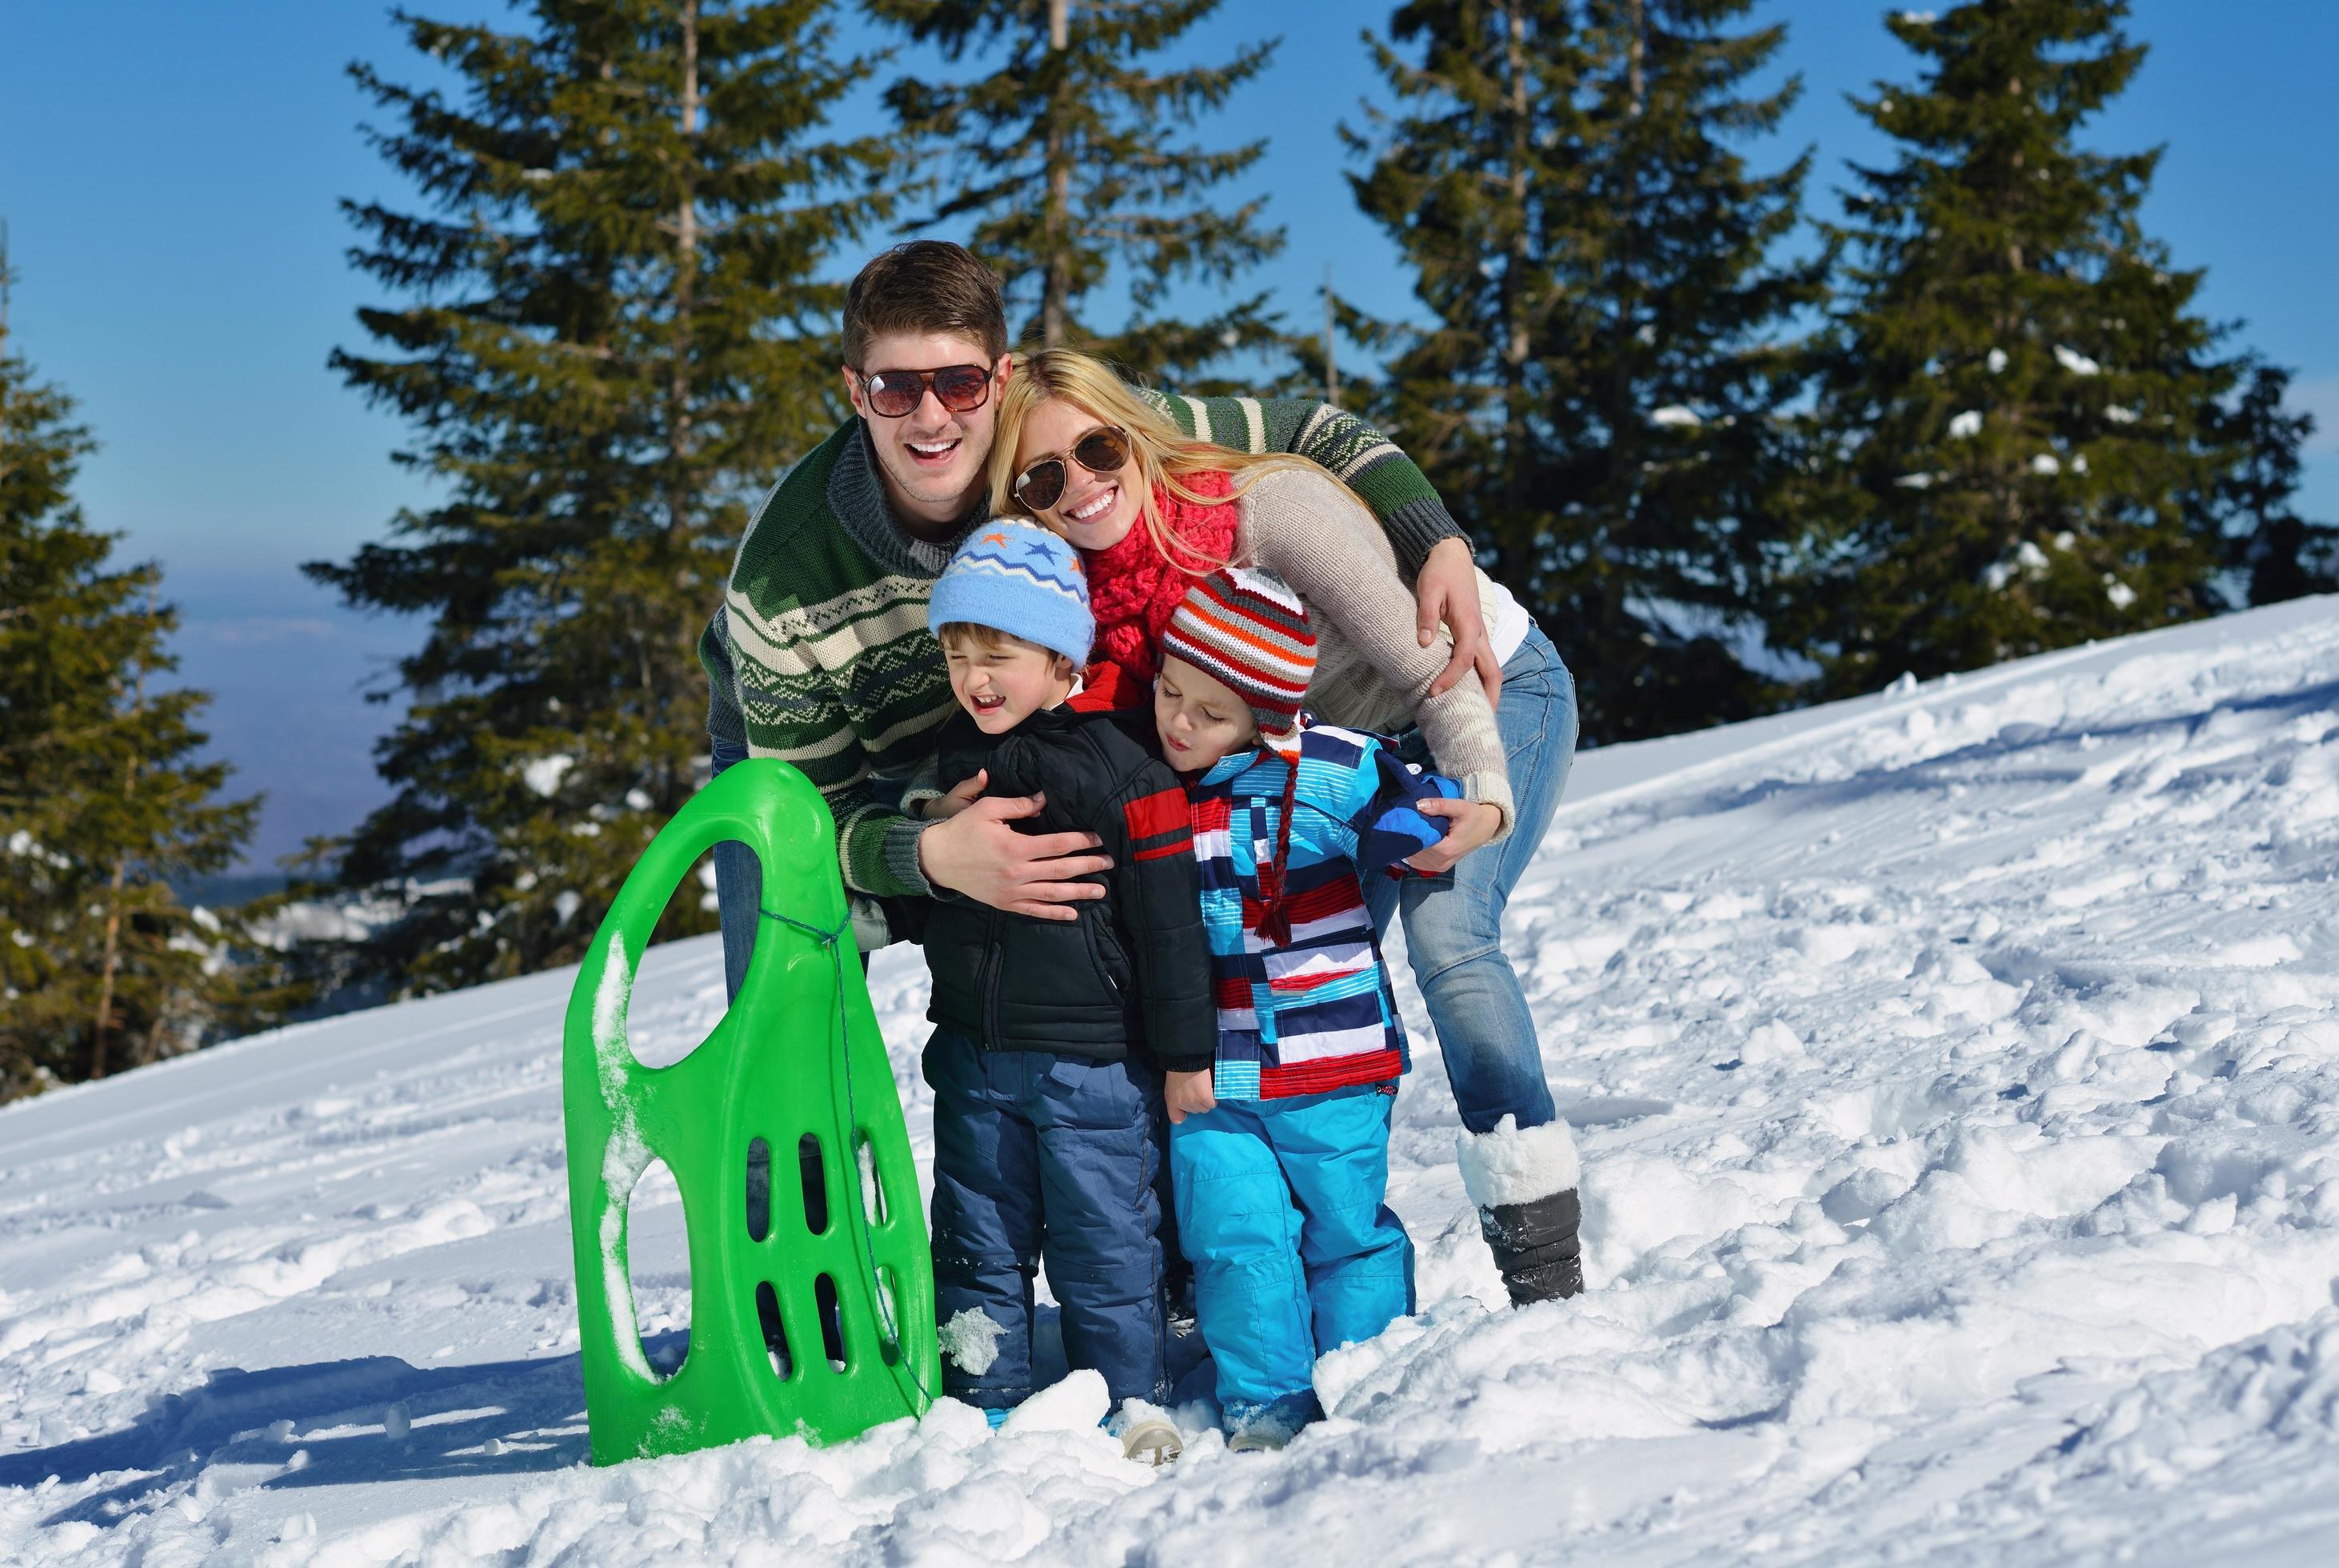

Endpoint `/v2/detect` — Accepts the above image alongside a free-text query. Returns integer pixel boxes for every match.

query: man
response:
[702,240,1498,970]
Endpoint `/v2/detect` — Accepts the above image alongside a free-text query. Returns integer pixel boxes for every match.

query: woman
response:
[986,348,1585,1307]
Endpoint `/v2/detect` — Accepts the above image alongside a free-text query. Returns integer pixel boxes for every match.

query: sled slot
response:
[874,1265,902,1360]
[746,1136,772,1243]
[755,1279,793,1381]
[815,1272,846,1370]
[799,1132,830,1235]
[857,1132,886,1227]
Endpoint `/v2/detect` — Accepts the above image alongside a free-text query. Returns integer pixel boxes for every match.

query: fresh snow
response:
[520,754,575,799]
[6,597,2339,1564]
[1982,541,2050,592]
[938,1310,1006,1378]
[2054,346,2104,378]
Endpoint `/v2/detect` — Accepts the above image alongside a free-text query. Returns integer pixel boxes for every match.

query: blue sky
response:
[3,0,2333,866]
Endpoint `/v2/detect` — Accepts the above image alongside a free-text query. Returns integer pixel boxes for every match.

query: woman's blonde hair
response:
[987,347,1360,574]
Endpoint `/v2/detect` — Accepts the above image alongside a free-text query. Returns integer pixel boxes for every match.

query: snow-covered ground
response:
[7,597,2339,1565]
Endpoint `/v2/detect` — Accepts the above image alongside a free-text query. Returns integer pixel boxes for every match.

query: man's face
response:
[943,632,1074,734]
[842,330,1010,527]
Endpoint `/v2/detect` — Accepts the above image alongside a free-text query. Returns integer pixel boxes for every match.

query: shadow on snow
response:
[5,1336,659,1530]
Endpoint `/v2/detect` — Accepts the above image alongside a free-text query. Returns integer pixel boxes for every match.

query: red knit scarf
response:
[1082,470,1238,686]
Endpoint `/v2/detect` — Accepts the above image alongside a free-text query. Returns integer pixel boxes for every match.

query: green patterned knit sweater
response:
[701,395,1462,901]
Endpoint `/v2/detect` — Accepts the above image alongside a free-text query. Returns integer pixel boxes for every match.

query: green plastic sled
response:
[560,758,939,1465]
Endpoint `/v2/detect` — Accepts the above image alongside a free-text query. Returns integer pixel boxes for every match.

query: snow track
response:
[6,597,2339,1564]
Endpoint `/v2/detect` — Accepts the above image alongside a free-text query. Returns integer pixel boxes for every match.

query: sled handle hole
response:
[623,1158,690,1385]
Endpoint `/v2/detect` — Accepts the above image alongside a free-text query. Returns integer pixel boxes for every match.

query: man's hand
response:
[1417,537,1502,710]
[1165,1069,1217,1125]
[921,769,988,822]
[1403,797,1502,875]
[917,790,1110,919]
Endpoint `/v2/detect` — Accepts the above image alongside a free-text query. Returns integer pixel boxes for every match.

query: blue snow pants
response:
[922,1028,1169,1409]
[1169,1082,1414,1430]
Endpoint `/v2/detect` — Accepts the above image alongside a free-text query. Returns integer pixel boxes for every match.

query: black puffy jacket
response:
[923,699,1215,1073]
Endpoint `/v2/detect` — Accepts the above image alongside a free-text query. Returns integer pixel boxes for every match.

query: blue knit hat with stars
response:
[928,517,1094,666]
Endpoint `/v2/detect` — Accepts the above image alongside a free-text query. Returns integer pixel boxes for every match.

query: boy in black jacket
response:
[917,519,1212,1460]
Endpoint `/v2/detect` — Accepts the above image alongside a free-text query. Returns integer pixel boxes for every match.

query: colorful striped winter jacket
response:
[1185,724,1459,1102]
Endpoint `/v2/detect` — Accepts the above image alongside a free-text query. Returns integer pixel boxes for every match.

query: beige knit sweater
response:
[1233,466,1516,838]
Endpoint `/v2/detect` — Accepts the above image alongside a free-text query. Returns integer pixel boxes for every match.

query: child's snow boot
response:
[1225,1390,1321,1452]
[1111,1402,1184,1466]
[1458,1117,1584,1306]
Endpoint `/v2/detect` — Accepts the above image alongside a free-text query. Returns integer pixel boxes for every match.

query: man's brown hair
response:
[842,242,1009,369]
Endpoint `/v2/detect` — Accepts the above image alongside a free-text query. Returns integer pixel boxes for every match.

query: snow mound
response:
[6,596,2339,1563]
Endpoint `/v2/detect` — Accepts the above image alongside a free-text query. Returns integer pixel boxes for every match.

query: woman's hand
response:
[921,769,989,822]
[1164,1069,1217,1125]
[1417,537,1502,710]
[1405,797,1502,874]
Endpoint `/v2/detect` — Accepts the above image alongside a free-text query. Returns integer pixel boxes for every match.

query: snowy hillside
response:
[7,597,2339,1565]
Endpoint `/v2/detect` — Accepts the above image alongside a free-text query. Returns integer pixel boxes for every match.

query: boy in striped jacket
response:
[1151,568,1457,1451]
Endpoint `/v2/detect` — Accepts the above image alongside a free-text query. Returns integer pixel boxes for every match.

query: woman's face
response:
[1013,397,1142,552]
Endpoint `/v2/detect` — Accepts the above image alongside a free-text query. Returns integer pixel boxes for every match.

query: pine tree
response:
[310,1,894,995]
[0,305,258,1100]
[2197,359,2337,607]
[866,0,1282,386]
[1345,0,1824,743]
[1773,0,2242,695]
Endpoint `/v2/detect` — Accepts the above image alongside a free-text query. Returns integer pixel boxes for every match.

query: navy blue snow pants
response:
[922,1028,1169,1409]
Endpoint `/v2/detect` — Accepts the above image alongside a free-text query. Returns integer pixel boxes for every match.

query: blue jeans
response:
[709,735,763,1003]
[922,1030,1169,1408]
[1363,624,1577,1135]
[1170,1082,1412,1429]
[709,737,915,998]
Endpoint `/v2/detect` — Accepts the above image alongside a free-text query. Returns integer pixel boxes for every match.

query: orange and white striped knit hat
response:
[1160,566,1317,750]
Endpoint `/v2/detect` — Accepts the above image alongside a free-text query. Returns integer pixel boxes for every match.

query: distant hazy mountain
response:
[166,564,420,877]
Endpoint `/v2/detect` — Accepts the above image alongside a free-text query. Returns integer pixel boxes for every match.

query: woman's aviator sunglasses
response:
[1014,426,1133,512]
[856,363,994,418]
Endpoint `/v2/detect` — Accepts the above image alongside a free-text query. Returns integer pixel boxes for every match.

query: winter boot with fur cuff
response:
[1457,1116,1584,1306]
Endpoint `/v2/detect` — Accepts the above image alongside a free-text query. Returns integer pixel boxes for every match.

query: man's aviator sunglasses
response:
[855,363,995,419]
[1014,426,1133,512]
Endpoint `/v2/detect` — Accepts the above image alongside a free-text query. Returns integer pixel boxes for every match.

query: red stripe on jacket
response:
[1124,786,1194,861]
[1261,1049,1404,1098]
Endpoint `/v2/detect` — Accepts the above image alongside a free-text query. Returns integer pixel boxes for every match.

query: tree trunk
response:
[1323,263,1339,406]
[89,856,126,1079]
[1042,0,1072,347]
[1500,2,1533,527]
[1603,0,1646,631]
[667,0,702,794]
[134,1007,168,1070]
[1612,0,1645,422]
[670,0,700,542]
[90,642,150,1080]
